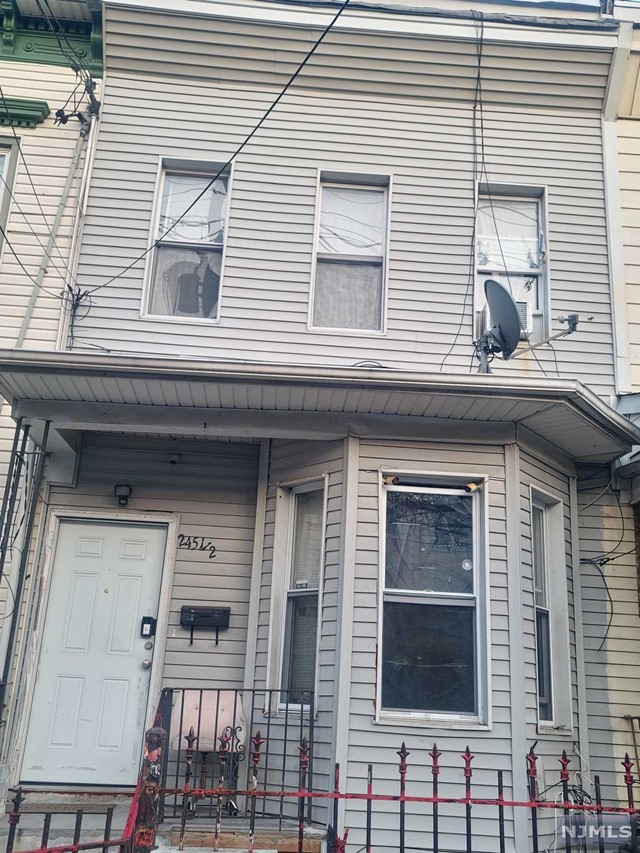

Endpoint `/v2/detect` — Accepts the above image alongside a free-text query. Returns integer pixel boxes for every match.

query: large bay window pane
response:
[382,486,479,717]
[385,491,473,594]
[382,602,475,713]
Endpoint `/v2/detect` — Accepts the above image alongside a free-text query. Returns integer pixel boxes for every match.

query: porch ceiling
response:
[0,350,637,463]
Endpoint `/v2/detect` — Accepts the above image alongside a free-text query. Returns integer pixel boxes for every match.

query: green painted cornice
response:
[0,96,50,127]
[0,0,102,76]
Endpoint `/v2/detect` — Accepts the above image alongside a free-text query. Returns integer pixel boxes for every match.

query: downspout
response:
[0,421,50,738]
[15,126,88,348]
[602,21,633,397]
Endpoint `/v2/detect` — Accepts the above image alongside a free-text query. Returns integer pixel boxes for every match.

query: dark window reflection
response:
[382,602,476,713]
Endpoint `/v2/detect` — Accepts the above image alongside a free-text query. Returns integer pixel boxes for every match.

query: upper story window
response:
[0,144,14,249]
[475,190,546,343]
[379,480,486,723]
[145,163,229,321]
[310,176,389,333]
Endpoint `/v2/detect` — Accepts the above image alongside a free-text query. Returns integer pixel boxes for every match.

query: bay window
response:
[380,482,485,720]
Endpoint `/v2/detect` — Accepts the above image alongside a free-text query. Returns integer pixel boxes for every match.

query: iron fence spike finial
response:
[462,746,474,778]
[526,745,538,779]
[559,749,570,782]
[622,752,635,786]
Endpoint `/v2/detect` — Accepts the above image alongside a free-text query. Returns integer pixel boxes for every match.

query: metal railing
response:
[7,707,640,853]
[156,687,316,825]
[5,788,134,853]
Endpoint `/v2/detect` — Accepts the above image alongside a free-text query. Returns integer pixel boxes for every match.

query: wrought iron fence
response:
[5,787,133,853]
[6,707,640,853]
[156,687,315,824]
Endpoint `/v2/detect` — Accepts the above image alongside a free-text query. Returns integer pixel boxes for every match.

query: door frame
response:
[13,507,179,787]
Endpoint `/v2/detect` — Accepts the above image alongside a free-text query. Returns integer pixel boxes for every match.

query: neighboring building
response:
[0,0,639,851]
[0,0,101,749]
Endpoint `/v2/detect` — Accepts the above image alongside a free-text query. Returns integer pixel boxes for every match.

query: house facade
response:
[0,0,639,851]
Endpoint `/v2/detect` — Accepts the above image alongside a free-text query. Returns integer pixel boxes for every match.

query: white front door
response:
[21,519,167,786]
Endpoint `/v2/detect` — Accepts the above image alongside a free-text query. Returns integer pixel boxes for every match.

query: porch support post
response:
[505,441,528,852]
[243,438,270,756]
[333,436,359,832]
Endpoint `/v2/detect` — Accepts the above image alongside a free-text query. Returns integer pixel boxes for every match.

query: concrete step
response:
[163,824,325,852]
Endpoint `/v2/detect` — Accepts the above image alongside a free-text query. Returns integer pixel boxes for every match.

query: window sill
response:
[536,723,574,738]
[140,313,221,326]
[375,712,490,731]
[307,325,387,338]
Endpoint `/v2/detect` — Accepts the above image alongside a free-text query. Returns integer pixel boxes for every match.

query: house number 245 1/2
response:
[177,534,217,559]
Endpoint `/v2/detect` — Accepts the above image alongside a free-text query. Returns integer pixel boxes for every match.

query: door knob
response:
[142,659,152,669]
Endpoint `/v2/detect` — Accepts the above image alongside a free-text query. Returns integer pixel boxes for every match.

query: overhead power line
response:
[85,0,353,296]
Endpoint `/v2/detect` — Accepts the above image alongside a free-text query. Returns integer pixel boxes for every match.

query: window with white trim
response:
[311,179,388,331]
[280,484,324,705]
[475,192,546,343]
[0,144,14,251]
[146,164,229,320]
[530,490,572,730]
[381,483,484,719]
[532,502,553,722]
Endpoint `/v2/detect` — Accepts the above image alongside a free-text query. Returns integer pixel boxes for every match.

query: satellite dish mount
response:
[474,279,579,374]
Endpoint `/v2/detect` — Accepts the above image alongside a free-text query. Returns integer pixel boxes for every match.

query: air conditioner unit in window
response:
[482,300,532,341]
[516,301,533,339]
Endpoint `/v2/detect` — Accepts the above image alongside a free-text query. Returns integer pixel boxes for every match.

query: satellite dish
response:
[475,279,522,373]
[484,279,522,359]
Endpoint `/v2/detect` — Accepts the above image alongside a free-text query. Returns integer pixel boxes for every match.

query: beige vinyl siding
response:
[0,60,88,351]
[70,7,615,396]
[12,434,259,696]
[343,439,512,852]
[253,438,343,819]
[619,113,640,387]
[579,486,640,803]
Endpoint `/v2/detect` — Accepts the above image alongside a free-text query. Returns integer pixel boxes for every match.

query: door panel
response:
[21,519,167,785]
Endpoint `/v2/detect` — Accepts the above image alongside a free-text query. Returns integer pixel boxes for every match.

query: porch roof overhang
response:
[0,350,637,464]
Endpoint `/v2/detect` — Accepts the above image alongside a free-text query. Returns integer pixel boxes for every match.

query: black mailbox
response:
[180,605,230,645]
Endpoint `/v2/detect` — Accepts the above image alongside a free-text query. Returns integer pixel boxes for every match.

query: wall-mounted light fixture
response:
[114,484,133,506]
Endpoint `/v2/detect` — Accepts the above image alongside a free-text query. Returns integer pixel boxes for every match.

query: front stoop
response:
[165,825,326,852]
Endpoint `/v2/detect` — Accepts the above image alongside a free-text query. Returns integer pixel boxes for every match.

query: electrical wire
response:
[0,168,81,291]
[0,221,67,300]
[439,9,485,372]
[35,0,92,80]
[85,0,353,297]
[580,557,614,654]
[0,83,85,279]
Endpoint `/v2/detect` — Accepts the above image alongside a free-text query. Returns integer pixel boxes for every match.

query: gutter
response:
[106,0,620,47]
[217,0,621,29]
[0,349,637,445]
